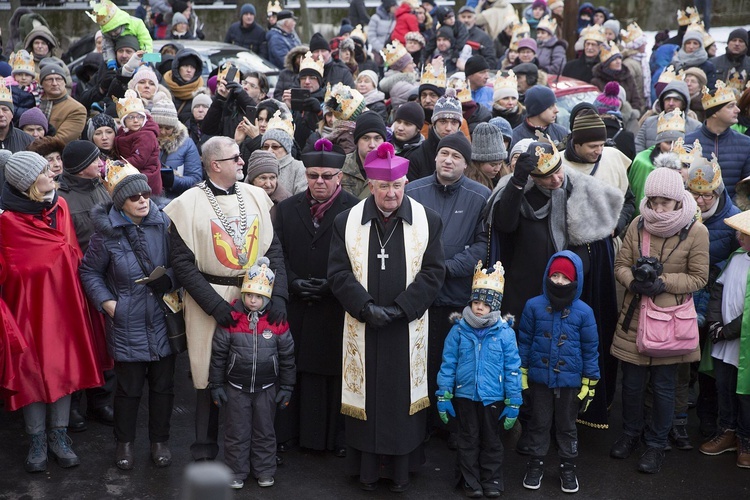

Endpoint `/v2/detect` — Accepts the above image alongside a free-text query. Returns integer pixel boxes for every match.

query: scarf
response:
[519,178,569,252]
[673,47,708,70]
[307,184,342,228]
[163,71,205,100]
[546,278,578,311]
[362,89,385,106]
[639,191,697,238]
[564,137,600,164]
[601,64,624,80]
[1,183,59,226]
[461,305,503,329]
[701,196,720,222]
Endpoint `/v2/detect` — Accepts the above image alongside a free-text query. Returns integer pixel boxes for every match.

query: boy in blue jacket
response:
[518,250,600,494]
[437,260,523,498]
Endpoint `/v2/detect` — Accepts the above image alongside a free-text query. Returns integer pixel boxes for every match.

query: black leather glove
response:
[291,278,329,296]
[303,97,321,113]
[267,297,287,325]
[225,81,244,97]
[161,168,175,189]
[211,300,238,328]
[709,322,725,344]
[100,68,117,94]
[210,384,227,408]
[275,385,293,409]
[383,305,405,321]
[362,302,390,328]
[145,274,172,294]
[511,152,536,188]
[629,278,666,297]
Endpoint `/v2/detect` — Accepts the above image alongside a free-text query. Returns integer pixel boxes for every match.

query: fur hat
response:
[471,123,507,162]
[4,151,49,193]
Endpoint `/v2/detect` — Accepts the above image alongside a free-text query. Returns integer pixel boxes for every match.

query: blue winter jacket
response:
[437,314,522,404]
[266,26,301,69]
[159,123,203,199]
[686,125,750,200]
[518,250,600,388]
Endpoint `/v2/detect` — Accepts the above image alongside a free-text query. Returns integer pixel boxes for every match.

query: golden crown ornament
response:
[580,24,606,44]
[300,51,325,78]
[671,137,701,165]
[657,109,686,135]
[658,65,678,84]
[267,0,282,15]
[383,40,410,68]
[688,153,722,194]
[104,159,141,195]
[702,79,737,111]
[266,109,295,137]
[677,6,701,26]
[447,75,472,103]
[599,41,620,63]
[241,257,275,298]
[420,63,447,89]
[0,78,12,105]
[472,260,505,295]
[326,83,366,121]
[350,24,367,43]
[537,15,557,34]
[86,0,119,26]
[727,69,747,96]
[494,70,517,93]
[531,133,562,176]
[620,22,644,44]
[114,89,146,119]
[9,50,36,77]
[512,18,531,39]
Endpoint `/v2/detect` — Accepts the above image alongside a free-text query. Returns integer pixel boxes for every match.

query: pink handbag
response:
[635,228,699,357]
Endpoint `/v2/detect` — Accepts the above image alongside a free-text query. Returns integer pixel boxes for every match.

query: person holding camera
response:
[610,167,709,474]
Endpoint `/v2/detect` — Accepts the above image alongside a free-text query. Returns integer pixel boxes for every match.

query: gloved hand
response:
[520,367,529,391]
[511,152,536,188]
[210,385,227,408]
[361,302,390,328]
[383,305,405,321]
[291,278,329,296]
[303,97,321,113]
[436,390,455,424]
[225,81,244,97]
[106,59,117,70]
[629,278,666,297]
[577,377,598,416]
[500,396,523,430]
[211,300,238,328]
[145,274,172,294]
[161,168,175,189]
[267,297,287,325]
[709,321,725,344]
[275,385,293,409]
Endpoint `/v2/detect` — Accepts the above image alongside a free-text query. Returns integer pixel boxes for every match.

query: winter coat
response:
[43,93,87,144]
[366,5,396,54]
[635,114,701,154]
[466,25,498,70]
[9,86,35,125]
[80,202,176,363]
[685,124,750,200]
[277,154,308,195]
[349,0,371,27]
[492,103,526,129]
[702,190,742,267]
[324,58,356,89]
[0,123,33,153]
[404,125,441,181]
[437,313,522,404]
[158,122,203,198]
[391,3,419,45]
[650,44,680,103]
[465,100,492,135]
[224,21,267,58]
[57,173,111,254]
[536,36,567,76]
[591,63,645,113]
[518,250,600,388]
[622,51,646,113]
[209,301,295,392]
[201,86,255,138]
[510,119,568,150]
[602,114,636,161]
[475,0,515,41]
[266,26,302,69]
[711,53,750,83]
[340,152,369,199]
[561,55,598,83]
[272,45,310,100]
[611,216,709,366]
[673,58,717,91]
[114,117,163,195]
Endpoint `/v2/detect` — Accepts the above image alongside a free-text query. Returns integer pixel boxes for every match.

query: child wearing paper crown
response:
[87,0,154,70]
[114,89,162,194]
[436,260,523,498]
[517,250,599,494]
[208,257,296,490]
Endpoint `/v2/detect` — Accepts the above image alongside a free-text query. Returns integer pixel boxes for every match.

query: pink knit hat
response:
[128,66,159,91]
[593,81,622,114]
[644,167,685,202]
[518,38,538,53]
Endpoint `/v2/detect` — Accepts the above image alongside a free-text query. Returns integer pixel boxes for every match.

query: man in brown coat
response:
[39,64,87,143]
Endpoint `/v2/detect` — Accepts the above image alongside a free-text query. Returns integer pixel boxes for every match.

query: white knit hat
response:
[151,92,179,128]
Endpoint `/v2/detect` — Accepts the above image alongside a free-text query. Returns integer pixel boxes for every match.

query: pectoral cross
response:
[377,247,389,270]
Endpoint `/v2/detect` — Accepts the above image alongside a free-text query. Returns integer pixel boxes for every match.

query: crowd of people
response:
[1,0,750,496]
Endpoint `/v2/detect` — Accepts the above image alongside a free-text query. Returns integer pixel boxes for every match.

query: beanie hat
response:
[432,88,463,124]
[593,81,622,114]
[240,3,256,16]
[358,70,379,88]
[354,111,387,143]
[245,150,279,182]
[682,67,708,91]
[532,0,547,9]
[518,38,538,54]
[549,256,576,281]
[571,109,607,145]
[0,150,12,171]
[644,167,685,202]
[510,138,535,159]
[309,32,330,52]
[4,151,49,193]
[437,132,473,165]
[112,173,152,210]
[62,140,100,175]
[339,21,354,37]
[682,29,704,47]
[489,116,513,142]
[393,101,425,129]
[192,93,212,110]
[0,62,10,78]
[115,35,140,52]
[471,123,507,162]
[436,26,455,44]
[171,12,188,27]
[524,85,556,117]
[262,128,293,155]
[465,56,490,77]
[150,93,180,128]
[39,63,65,83]
[728,28,749,46]
[405,31,426,47]
[549,1,564,10]
[128,66,159,90]
[382,0,397,9]
[18,107,48,133]
[86,113,118,141]
[603,19,620,36]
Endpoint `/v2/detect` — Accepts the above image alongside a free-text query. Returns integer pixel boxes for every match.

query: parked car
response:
[547,75,601,130]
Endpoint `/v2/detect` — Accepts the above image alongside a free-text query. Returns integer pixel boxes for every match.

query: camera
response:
[632,257,663,283]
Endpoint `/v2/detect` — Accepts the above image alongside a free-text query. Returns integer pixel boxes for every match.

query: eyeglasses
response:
[306,172,338,181]
[215,154,242,163]
[690,192,715,201]
[262,144,284,151]
[127,192,151,202]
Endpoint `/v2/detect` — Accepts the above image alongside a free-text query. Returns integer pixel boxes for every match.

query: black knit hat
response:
[571,109,607,145]
[436,26,455,45]
[62,140,101,175]
[115,35,140,52]
[309,32,330,52]
[437,132,473,166]
[394,101,425,129]
[354,111,387,144]
[728,28,749,46]
[464,56,489,77]
[112,174,152,210]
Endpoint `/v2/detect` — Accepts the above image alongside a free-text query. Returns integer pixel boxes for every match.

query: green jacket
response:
[716,249,750,395]
[627,146,655,217]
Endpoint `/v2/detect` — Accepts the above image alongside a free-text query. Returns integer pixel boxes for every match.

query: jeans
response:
[23,395,72,435]
[620,362,678,449]
[714,358,750,438]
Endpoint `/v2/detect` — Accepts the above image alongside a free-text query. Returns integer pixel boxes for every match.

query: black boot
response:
[610,433,640,459]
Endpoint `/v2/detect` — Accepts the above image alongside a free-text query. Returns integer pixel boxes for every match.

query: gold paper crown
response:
[727,69,747,95]
[620,22,644,44]
[677,6,701,26]
[580,24,606,44]
[704,31,715,48]
[599,41,620,63]
[671,137,701,165]
[658,65,677,84]
[0,78,12,105]
[267,0,282,15]
[9,50,36,76]
[537,15,557,34]
[494,70,517,93]
[688,152,722,193]
[104,159,140,195]
[512,18,530,38]
[383,40,410,68]
[447,75,471,103]
[685,20,706,35]
[502,10,520,30]
[86,0,119,26]
[266,109,295,137]
[218,63,240,83]
[114,89,146,119]
[241,258,275,298]
[472,260,505,295]
[299,51,324,78]
[327,83,366,121]
[509,34,520,52]
[701,80,737,110]
[420,64,447,89]
[657,109,686,135]
[531,133,562,176]
[350,24,367,43]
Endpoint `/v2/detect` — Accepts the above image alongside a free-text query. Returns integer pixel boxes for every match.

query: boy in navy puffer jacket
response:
[518,250,599,494]
[209,257,295,490]
[437,260,523,498]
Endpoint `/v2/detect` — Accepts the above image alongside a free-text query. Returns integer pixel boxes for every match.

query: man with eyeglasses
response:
[272,138,359,457]
[164,136,288,462]
[39,64,86,143]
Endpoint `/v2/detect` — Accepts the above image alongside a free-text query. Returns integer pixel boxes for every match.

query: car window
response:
[556,91,600,130]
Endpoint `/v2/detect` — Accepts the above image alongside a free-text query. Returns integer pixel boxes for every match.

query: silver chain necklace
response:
[374,221,399,271]
[200,181,249,266]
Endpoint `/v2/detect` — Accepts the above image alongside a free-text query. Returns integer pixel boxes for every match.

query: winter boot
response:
[24,431,47,473]
[700,429,737,456]
[47,428,80,468]
[637,447,665,474]
[669,415,693,450]
[737,436,750,469]
[523,458,544,490]
[559,460,579,493]
[610,433,640,459]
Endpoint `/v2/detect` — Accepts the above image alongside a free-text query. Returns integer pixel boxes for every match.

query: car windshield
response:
[556,91,600,130]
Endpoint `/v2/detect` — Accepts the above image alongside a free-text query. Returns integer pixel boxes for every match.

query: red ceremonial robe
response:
[0,254,29,402]
[0,197,105,411]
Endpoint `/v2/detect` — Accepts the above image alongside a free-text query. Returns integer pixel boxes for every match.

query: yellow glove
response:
[577,378,598,415]
[521,367,529,391]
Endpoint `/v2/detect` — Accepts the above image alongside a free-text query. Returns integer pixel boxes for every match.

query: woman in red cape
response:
[0,151,105,473]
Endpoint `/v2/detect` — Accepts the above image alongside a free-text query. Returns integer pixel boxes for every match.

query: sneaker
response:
[737,436,750,469]
[610,434,640,459]
[230,479,244,489]
[700,429,737,456]
[523,458,544,490]
[258,476,275,487]
[559,462,579,493]
[24,432,47,473]
[669,425,693,451]
[47,428,80,468]
[638,447,665,474]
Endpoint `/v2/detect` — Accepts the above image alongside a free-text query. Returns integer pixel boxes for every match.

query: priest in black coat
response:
[328,142,445,492]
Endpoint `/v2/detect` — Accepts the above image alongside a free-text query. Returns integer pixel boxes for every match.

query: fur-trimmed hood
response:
[449,311,515,326]
[379,70,417,95]
[157,121,189,154]
[285,45,310,72]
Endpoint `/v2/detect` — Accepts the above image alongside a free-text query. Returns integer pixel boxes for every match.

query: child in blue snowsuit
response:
[437,260,523,498]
